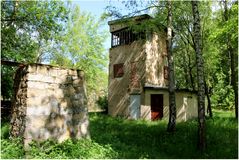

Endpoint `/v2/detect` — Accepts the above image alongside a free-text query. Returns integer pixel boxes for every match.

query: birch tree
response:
[191,0,206,151]
[166,0,176,132]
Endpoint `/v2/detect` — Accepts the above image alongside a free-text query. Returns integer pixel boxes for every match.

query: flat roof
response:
[144,84,197,93]
[1,60,83,72]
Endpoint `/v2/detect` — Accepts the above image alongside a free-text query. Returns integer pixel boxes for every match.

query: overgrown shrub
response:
[1,120,10,139]
[27,139,118,159]
[211,72,235,110]
[96,95,108,113]
[1,138,24,159]
[1,110,237,159]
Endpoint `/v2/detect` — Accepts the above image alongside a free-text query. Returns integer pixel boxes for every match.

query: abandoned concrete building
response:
[108,14,198,121]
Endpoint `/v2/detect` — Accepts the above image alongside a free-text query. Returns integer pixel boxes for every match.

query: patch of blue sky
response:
[71,0,155,50]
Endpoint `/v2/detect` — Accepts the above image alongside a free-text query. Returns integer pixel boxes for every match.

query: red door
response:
[151,94,163,120]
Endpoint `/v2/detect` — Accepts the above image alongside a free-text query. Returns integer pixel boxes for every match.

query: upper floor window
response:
[111,28,146,47]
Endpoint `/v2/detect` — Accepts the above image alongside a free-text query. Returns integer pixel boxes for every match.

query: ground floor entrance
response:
[151,94,163,120]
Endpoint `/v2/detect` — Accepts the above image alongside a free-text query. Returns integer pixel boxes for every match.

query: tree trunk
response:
[191,0,206,151]
[230,45,238,119]
[167,0,176,132]
[229,42,238,118]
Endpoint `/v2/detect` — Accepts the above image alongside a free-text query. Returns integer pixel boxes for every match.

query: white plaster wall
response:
[142,89,198,122]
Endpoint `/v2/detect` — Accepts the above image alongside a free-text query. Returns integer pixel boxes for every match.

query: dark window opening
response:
[111,28,146,47]
[114,63,124,78]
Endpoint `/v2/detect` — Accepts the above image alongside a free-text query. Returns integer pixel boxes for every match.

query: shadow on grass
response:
[89,113,238,159]
[1,111,237,159]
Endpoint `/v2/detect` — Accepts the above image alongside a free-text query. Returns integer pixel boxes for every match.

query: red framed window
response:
[114,63,124,78]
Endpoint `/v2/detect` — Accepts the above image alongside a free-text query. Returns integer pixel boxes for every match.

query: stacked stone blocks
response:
[10,64,89,145]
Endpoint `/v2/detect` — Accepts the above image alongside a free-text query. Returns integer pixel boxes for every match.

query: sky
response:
[72,1,111,50]
[71,0,222,51]
[72,1,109,19]
[71,0,150,50]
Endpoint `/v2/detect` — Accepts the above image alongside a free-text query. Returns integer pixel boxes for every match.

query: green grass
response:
[1,109,238,159]
[212,108,235,118]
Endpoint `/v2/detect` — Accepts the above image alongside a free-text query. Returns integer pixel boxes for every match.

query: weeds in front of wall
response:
[1,110,238,159]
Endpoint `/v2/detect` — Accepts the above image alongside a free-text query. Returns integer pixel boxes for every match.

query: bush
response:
[96,95,108,112]
[211,73,235,110]
[1,138,118,159]
[1,120,10,139]
[1,109,237,159]
[1,138,24,159]
[27,139,118,159]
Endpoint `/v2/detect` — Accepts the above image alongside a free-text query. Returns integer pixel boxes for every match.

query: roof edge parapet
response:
[108,14,152,25]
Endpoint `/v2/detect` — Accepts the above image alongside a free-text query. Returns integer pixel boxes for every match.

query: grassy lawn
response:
[1,109,238,159]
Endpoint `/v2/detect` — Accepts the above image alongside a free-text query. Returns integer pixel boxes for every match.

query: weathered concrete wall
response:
[10,64,89,145]
[176,91,198,121]
[145,32,168,87]
[108,40,146,117]
[143,89,198,121]
[108,31,168,118]
[108,15,195,120]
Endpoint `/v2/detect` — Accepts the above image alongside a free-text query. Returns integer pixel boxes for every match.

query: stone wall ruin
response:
[10,64,89,145]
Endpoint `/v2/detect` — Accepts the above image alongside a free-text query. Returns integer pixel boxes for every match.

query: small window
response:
[164,66,168,79]
[112,33,120,47]
[114,63,124,78]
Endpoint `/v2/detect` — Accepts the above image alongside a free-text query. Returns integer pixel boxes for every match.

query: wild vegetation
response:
[1,0,238,158]
[1,1,237,111]
[106,0,238,116]
[105,0,238,151]
[1,110,237,159]
[1,1,108,101]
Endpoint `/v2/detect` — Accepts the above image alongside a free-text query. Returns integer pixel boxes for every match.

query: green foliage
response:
[155,1,237,111]
[0,138,117,159]
[1,138,24,159]
[1,0,69,100]
[26,139,117,159]
[206,109,238,157]
[1,66,15,99]
[1,120,10,139]
[210,2,238,51]
[1,0,68,62]
[208,1,238,110]
[1,121,24,159]
[50,5,108,94]
[211,72,235,109]
[90,111,238,159]
[1,110,237,159]
[96,95,108,111]
[1,117,117,159]
[1,1,108,100]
